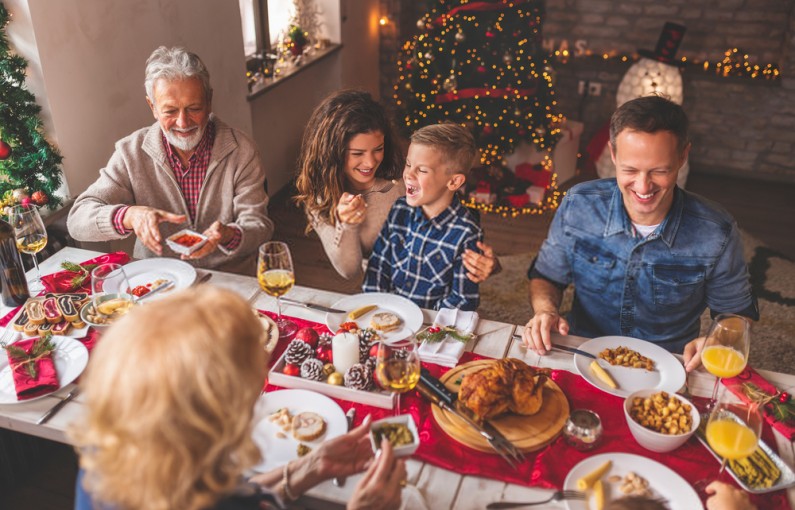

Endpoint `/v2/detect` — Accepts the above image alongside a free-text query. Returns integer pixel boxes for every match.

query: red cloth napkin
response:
[40,251,130,294]
[5,337,59,401]
[262,312,792,510]
[723,365,795,440]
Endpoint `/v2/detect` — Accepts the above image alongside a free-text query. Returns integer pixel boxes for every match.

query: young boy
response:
[363,123,482,311]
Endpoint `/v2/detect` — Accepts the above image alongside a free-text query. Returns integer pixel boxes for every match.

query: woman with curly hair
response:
[295,89,498,282]
[71,286,406,510]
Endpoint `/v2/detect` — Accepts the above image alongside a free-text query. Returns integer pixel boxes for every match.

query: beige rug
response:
[479,232,795,375]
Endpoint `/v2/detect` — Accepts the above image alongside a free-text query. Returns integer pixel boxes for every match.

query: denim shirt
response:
[531,179,758,352]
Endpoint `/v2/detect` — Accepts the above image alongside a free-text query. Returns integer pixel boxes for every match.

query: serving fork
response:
[486,490,587,508]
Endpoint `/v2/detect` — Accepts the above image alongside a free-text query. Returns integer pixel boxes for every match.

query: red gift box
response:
[476,180,491,194]
[514,163,552,188]
[506,194,530,208]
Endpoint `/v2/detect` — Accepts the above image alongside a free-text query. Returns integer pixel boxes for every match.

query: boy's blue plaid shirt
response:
[363,197,482,311]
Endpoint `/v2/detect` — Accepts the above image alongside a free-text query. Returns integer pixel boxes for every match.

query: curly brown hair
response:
[294,89,404,232]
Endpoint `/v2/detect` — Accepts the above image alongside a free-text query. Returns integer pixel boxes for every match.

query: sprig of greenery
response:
[415,325,473,344]
[3,332,56,379]
[60,261,98,289]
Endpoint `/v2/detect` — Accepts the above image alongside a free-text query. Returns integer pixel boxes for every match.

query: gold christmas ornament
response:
[327,372,343,386]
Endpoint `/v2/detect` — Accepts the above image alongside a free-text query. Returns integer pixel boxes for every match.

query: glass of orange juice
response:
[700,313,750,411]
[704,390,762,483]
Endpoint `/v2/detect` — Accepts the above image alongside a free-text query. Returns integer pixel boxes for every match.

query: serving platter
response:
[573,336,686,397]
[431,359,569,453]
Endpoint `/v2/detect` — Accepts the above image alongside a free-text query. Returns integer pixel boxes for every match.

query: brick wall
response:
[380,0,795,183]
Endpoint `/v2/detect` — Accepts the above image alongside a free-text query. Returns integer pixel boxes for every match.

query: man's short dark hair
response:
[609,95,689,154]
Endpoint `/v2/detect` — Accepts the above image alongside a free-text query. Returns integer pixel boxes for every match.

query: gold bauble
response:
[327,372,344,385]
[322,363,336,376]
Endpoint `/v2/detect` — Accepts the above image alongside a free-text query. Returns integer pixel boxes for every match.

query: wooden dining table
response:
[1,246,793,509]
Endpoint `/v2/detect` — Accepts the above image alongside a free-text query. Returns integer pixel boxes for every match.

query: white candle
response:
[332,332,360,375]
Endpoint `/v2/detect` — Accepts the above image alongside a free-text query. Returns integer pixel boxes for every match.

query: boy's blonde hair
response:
[70,286,268,510]
[410,123,478,175]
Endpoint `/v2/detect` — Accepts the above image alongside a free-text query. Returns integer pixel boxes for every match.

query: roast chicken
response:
[458,358,550,420]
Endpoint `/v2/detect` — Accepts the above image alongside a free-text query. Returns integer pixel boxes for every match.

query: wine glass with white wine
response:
[376,338,421,416]
[10,204,48,293]
[257,241,298,338]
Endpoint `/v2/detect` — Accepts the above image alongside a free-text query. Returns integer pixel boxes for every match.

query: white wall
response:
[9,0,251,197]
[6,0,381,203]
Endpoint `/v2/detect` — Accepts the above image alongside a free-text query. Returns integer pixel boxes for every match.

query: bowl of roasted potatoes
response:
[624,389,700,453]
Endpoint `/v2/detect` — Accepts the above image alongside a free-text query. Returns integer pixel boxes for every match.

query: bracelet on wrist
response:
[281,461,298,502]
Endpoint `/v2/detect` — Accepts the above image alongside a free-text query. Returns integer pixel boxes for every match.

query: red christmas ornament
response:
[477,66,487,73]
[485,31,495,38]
[31,191,49,206]
[20,197,31,207]
[482,125,494,135]
[294,327,319,348]
[0,139,11,160]
[283,364,301,377]
[316,345,332,363]
[780,392,790,404]
[369,342,381,359]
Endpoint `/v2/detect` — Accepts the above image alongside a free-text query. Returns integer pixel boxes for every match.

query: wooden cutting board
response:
[431,359,570,453]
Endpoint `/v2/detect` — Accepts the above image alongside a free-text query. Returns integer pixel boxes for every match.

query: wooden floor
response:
[5,171,793,510]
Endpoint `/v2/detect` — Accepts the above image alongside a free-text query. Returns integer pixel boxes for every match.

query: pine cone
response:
[318,332,333,348]
[300,358,325,381]
[358,334,372,363]
[344,363,371,391]
[364,356,377,380]
[284,339,314,366]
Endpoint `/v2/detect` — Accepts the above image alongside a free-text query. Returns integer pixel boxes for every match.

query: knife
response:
[279,298,346,314]
[136,280,175,301]
[551,343,597,359]
[37,386,80,425]
[333,408,357,487]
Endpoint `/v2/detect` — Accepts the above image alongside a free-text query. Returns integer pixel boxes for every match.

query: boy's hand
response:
[337,193,367,225]
[463,241,500,283]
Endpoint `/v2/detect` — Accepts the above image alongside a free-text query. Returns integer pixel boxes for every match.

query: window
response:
[239,0,297,57]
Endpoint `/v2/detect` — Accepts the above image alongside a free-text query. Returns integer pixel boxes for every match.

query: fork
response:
[360,179,397,197]
[486,490,587,508]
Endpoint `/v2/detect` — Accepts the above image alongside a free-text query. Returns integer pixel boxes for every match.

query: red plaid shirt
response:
[114,121,241,250]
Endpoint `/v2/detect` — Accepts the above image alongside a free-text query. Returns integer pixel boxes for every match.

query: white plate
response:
[573,336,686,397]
[0,336,89,404]
[326,293,424,343]
[122,258,197,300]
[564,453,700,510]
[250,389,347,472]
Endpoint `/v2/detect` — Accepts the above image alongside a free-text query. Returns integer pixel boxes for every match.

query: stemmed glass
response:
[696,389,762,498]
[257,241,298,338]
[90,263,135,322]
[9,204,48,293]
[700,313,751,412]
[375,338,421,416]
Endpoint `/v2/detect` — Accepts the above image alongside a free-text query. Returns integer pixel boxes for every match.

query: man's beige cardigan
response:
[67,118,273,275]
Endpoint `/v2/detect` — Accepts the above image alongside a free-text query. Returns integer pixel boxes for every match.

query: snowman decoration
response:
[595,23,691,188]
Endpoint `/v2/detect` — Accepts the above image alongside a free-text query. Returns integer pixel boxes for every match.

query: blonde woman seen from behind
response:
[71,286,405,510]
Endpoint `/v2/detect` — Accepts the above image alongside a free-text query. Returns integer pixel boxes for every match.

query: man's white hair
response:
[144,46,212,104]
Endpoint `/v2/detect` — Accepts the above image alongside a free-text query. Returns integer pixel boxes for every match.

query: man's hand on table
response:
[522,310,570,356]
[683,336,706,373]
[123,206,186,255]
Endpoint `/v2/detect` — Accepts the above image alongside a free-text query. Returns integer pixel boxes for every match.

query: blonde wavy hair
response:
[294,89,404,232]
[70,286,268,510]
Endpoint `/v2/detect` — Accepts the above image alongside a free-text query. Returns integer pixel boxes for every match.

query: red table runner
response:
[262,312,792,510]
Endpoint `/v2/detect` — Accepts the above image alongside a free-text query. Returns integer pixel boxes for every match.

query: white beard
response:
[163,125,205,152]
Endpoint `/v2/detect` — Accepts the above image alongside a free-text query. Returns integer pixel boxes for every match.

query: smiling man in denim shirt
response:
[521,96,758,369]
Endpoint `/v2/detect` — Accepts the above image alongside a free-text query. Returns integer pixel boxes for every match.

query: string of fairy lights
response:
[552,47,780,81]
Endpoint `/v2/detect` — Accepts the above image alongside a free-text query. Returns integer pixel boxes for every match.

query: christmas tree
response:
[394,0,562,166]
[0,2,63,210]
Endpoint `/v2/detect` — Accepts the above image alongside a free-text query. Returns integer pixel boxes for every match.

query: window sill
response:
[247,44,342,101]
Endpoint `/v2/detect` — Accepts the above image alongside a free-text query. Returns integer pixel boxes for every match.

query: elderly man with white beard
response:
[68,47,273,274]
